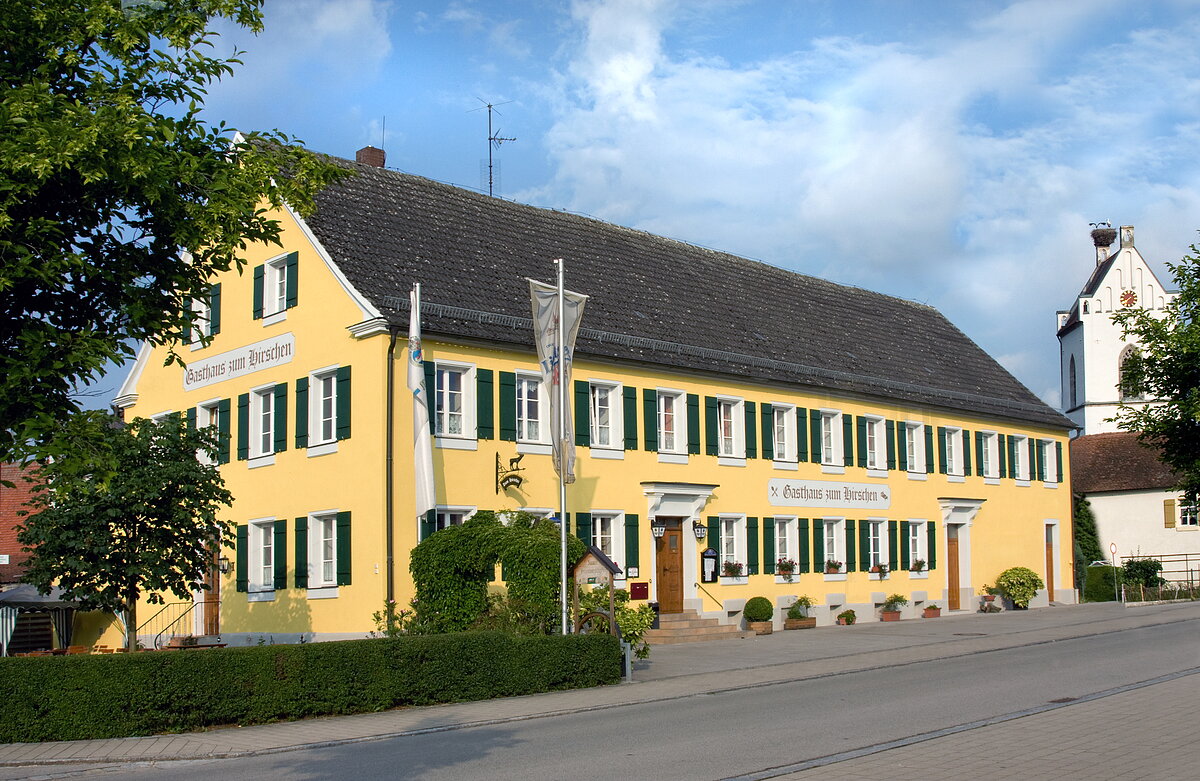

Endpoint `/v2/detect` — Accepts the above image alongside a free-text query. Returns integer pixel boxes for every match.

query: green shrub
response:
[837,609,856,624]
[995,566,1045,608]
[577,585,656,659]
[0,631,620,743]
[1083,565,1121,602]
[1122,557,1166,588]
[743,596,774,622]
[882,593,908,612]
[787,596,814,619]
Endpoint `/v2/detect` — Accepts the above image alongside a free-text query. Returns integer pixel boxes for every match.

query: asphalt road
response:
[20,614,1196,781]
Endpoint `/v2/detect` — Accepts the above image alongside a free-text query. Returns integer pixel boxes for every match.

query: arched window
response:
[1068,356,1077,409]
[1118,345,1143,401]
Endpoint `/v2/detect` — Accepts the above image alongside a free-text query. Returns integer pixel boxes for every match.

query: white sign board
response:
[768,479,891,510]
[183,333,295,391]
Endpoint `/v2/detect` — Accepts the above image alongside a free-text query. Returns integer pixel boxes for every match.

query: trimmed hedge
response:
[1084,565,1121,602]
[0,631,621,742]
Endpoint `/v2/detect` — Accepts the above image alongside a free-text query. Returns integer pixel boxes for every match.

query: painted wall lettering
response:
[768,478,891,509]
[183,333,296,391]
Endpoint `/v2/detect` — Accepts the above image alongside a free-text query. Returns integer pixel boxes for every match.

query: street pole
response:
[556,258,569,635]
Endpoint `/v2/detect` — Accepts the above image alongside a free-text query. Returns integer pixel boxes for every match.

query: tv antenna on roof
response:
[470,98,516,196]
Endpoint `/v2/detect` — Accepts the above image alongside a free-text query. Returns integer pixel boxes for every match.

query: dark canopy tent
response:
[0,585,79,655]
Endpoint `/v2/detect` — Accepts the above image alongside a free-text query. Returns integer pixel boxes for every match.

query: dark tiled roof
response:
[306,159,1071,429]
[1057,257,1114,336]
[1070,432,1178,493]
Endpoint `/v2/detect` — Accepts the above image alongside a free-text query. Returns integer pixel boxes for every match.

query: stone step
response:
[645,610,750,644]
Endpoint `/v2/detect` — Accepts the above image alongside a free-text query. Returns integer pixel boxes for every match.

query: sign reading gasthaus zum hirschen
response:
[183,333,295,391]
[768,478,891,510]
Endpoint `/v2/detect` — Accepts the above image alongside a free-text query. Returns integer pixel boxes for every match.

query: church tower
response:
[1056,224,1174,435]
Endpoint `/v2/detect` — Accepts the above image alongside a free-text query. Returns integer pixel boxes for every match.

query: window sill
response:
[306,586,339,600]
[658,452,688,465]
[248,453,275,469]
[189,341,207,352]
[1016,479,1031,488]
[262,310,287,327]
[867,572,888,581]
[772,459,799,471]
[247,590,275,602]
[866,468,888,479]
[1044,482,1059,489]
[909,571,929,579]
[719,576,748,586]
[307,441,338,458]
[821,464,846,475]
[517,442,552,455]
[591,447,625,460]
[823,573,847,582]
[946,475,965,484]
[436,436,478,451]
[717,456,746,467]
[1176,526,1199,531]
[907,471,928,481]
[984,477,999,486]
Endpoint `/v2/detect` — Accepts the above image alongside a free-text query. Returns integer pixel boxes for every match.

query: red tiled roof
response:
[1070,432,1178,493]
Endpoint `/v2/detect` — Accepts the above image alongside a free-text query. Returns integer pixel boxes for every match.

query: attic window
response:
[634,311,649,320]
[752,331,767,342]
[1083,301,1089,314]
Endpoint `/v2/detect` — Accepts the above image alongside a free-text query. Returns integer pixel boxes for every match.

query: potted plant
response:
[743,596,774,634]
[922,602,941,618]
[776,558,798,582]
[910,559,926,573]
[870,562,889,578]
[836,608,856,625]
[979,584,1002,612]
[824,559,843,574]
[880,593,908,621]
[995,566,1045,609]
[722,560,745,578]
[784,596,816,629]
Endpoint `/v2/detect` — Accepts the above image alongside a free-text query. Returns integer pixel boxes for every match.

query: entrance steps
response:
[643,610,750,645]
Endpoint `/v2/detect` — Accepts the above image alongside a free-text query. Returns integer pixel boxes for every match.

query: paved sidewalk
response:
[1,601,1197,770]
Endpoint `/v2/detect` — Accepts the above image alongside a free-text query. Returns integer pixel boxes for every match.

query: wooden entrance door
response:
[1045,525,1055,603]
[656,522,684,613]
[947,525,960,611]
[200,548,220,636]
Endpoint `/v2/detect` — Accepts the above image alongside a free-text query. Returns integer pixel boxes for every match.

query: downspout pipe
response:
[385,327,398,604]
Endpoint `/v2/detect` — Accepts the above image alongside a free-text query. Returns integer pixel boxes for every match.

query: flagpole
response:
[556,258,569,635]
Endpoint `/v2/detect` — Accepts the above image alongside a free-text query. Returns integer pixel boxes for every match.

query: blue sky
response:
[90,0,1200,411]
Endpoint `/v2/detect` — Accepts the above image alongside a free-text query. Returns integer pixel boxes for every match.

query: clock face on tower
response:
[1120,290,1138,307]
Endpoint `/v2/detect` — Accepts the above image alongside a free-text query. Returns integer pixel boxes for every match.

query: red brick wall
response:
[0,463,39,584]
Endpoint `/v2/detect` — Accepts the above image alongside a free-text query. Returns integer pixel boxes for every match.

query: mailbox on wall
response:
[630,581,649,600]
[701,547,719,584]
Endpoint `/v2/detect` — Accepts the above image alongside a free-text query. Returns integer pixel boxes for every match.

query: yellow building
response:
[115,147,1074,643]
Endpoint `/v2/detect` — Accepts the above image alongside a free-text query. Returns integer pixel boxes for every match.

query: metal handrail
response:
[136,601,189,634]
[694,581,724,608]
[1117,552,1200,587]
[153,602,200,650]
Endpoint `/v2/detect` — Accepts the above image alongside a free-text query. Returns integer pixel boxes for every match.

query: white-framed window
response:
[980,432,998,479]
[1180,500,1198,527]
[719,515,746,573]
[436,506,476,532]
[435,362,475,439]
[588,511,624,567]
[310,369,337,446]
[717,397,745,458]
[658,390,684,453]
[251,386,275,459]
[775,516,794,565]
[865,519,887,569]
[865,416,886,470]
[308,512,337,588]
[190,296,213,346]
[944,427,964,476]
[773,405,796,462]
[822,517,845,571]
[907,520,928,568]
[589,382,622,449]
[265,255,289,317]
[515,373,546,443]
[821,410,843,466]
[1040,439,1059,483]
[250,519,275,593]
[1013,435,1029,481]
[905,422,925,473]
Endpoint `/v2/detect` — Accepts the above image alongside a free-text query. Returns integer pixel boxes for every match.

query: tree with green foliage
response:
[1072,494,1104,590]
[0,0,343,462]
[1112,243,1200,504]
[17,412,232,651]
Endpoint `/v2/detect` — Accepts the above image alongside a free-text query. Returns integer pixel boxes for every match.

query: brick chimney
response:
[1090,222,1116,266]
[356,146,386,168]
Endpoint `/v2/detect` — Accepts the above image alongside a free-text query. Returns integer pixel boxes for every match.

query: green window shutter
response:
[843,414,854,466]
[235,524,248,592]
[858,520,870,569]
[885,420,896,470]
[208,283,221,336]
[1006,435,1017,478]
[424,362,436,435]
[1028,437,1038,479]
[897,424,908,472]
[284,251,299,309]
[420,509,436,541]
[760,403,774,461]
[974,431,984,475]
[798,518,811,572]
[927,521,937,570]
[294,517,308,588]
[273,382,288,453]
[252,265,264,319]
[217,399,231,464]
[809,409,821,463]
[623,386,638,450]
[576,512,592,545]
[624,514,640,570]
[335,511,352,586]
[704,396,718,456]
[797,407,809,462]
[845,520,857,572]
[962,429,972,476]
[763,517,775,574]
[1055,442,1063,483]
[899,520,910,570]
[642,389,658,452]
[476,368,495,440]
[273,519,287,590]
[336,366,352,440]
[1037,440,1046,481]
[747,516,759,574]
[498,371,516,441]
[744,401,757,459]
[186,406,197,430]
[236,393,250,460]
[813,518,825,570]
[686,393,701,454]
[925,425,935,473]
[888,520,898,571]
[936,426,948,474]
[295,376,309,448]
[707,516,719,551]
[574,381,590,446]
[856,416,868,468]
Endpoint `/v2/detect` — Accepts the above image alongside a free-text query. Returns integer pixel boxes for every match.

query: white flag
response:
[529,278,587,484]
[408,286,436,517]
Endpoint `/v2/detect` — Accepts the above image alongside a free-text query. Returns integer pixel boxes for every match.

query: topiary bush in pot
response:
[995,566,1045,609]
[743,596,775,634]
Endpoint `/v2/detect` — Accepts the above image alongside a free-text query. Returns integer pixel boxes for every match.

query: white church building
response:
[1057,224,1198,575]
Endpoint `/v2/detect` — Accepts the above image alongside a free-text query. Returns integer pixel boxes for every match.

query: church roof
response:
[305,158,1071,430]
[1070,431,1178,493]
